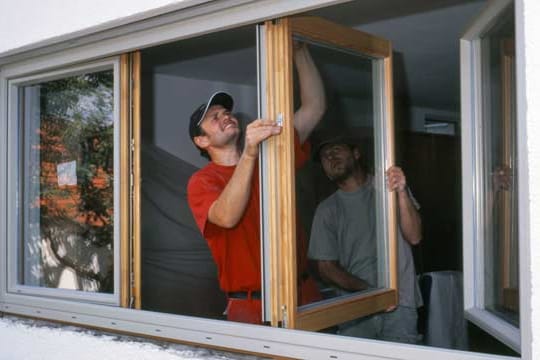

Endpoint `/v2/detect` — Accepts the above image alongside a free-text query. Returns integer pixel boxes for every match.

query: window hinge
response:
[281,305,288,328]
[129,271,135,308]
[130,139,135,193]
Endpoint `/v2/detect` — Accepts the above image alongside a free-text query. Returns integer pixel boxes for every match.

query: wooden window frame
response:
[120,51,141,309]
[262,16,398,331]
[499,39,518,313]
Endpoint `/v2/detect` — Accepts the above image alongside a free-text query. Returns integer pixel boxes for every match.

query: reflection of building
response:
[28,113,114,293]
[1,1,539,359]
[37,120,113,227]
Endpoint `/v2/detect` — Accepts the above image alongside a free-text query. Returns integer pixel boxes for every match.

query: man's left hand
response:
[386,166,407,193]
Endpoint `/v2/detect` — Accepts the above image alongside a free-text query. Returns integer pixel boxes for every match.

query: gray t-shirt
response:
[308,178,422,308]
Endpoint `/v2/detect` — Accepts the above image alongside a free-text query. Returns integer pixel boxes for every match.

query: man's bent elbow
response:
[211,216,240,229]
[208,205,241,229]
[409,234,422,246]
[406,227,422,245]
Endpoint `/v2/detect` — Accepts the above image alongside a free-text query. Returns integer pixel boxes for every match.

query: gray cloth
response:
[422,271,468,349]
[141,144,227,318]
[339,305,421,344]
[308,176,422,308]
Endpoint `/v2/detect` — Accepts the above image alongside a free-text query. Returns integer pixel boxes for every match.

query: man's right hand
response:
[317,260,370,292]
[243,119,282,159]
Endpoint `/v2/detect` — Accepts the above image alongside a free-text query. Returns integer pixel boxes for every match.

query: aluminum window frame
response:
[461,0,520,352]
[5,58,121,306]
[0,0,532,359]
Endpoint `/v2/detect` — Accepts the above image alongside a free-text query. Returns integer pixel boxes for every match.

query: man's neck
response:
[208,144,241,166]
[337,167,366,192]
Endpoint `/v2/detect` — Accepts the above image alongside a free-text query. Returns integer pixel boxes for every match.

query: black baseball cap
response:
[189,92,234,141]
[313,135,360,162]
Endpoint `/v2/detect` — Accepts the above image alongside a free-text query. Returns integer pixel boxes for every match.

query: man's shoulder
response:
[188,164,211,182]
[188,163,227,190]
[314,191,339,214]
[191,163,214,177]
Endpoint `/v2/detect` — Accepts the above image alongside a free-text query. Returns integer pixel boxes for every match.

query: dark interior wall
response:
[396,131,462,273]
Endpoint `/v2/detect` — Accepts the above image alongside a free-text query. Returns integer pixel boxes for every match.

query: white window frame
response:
[461,0,521,353]
[0,0,533,359]
[5,59,121,305]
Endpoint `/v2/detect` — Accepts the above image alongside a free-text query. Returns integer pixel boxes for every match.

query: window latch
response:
[277,113,284,127]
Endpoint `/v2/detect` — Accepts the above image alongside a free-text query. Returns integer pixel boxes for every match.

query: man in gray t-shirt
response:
[308,136,423,344]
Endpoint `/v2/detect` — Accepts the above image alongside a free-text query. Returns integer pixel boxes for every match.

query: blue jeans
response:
[338,306,421,344]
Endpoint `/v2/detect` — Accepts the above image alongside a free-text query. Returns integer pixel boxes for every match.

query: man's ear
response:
[353,146,362,161]
[193,135,209,149]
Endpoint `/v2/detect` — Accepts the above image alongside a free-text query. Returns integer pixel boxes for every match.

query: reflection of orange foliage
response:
[35,120,112,228]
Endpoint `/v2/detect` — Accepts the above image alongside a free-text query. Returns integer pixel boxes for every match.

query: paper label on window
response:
[57,161,77,186]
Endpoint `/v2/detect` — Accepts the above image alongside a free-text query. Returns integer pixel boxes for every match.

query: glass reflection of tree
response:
[33,71,114,293]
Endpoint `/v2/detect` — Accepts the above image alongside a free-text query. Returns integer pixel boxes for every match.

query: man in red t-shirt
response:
[187,44,325,324]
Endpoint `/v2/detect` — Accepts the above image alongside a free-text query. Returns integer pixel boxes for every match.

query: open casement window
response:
[260,16,397,330]
[461,0,519,352]
[6,56,130,306]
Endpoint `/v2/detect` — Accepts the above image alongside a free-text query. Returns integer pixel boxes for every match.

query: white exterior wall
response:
[518,0,540,359]
[1,0,539,359]
[0,0,192,54]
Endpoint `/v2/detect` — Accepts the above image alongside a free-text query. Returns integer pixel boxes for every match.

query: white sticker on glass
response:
[57,161,77,186]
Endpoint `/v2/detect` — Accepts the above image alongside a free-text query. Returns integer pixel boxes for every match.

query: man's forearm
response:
[318,260,369,292]
[397,191,422,245]
[293,45,326,143]
[207,153,257,228]
[208,119,281,228]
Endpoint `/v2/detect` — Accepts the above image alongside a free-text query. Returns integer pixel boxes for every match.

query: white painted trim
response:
[0,70,7,305]
[0,0,217,60]
[112,58,121,303]
[473,37,486,310]
[0,0,533,358]
[372,58,391,288]
[461,38,476,312]
[460,0,521,353]
[4,58,121,306]
[0,0,345,78]
[514,0,532,358]
[257,23,272,322]
[0,299,517,360]
[7,58,117,86]
[466,308,520,351]
[6,82,19,297]
[462,0,514,40]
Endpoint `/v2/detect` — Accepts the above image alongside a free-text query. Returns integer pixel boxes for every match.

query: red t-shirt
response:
[187,132,310,293]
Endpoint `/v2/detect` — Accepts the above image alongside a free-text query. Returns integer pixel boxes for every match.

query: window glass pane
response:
[295,41,388,306]
[481,5,518,327]
[140,26,258,320]
[19,70,115,293]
